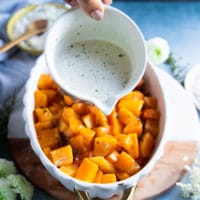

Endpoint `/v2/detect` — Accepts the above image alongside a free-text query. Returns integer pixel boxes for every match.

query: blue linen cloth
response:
[0,0,63,110]
[1,1,200,200]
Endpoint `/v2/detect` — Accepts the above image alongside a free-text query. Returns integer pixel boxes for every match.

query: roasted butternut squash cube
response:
[62,107,84,135]
[90,156,115,173]
[79,127,95,146]
[34,90,48,108]
[114,151,140,175]
[93,170,103,183]
[82,113,95,128]
[37,74,57,90]
[117,99,144,117]
[51,145,73,167]
[101,174,117,183]
[144,97,157,109]
[63,95,73,106]
[142,109,160,120]
[121,90,144,101]
[118,107,134,125]
[71,102,90,116]
[75,158,99,182]
[42,147,52,161]
[37,128,60,148]
[117,133,139,159]
[34,108,53,122]
[69,135,88,155]
[89,106,108,127]
[93,136,117,157]
[39,89,57,104]
[60,164,78,177]
[144,119,159,137]
[94,126,110,137]
[123,117,143,136]
[106,151,119,163]
[34,121,54,132]
[116,172,130,181]
[108,109,123,135]
[139,132,154,158]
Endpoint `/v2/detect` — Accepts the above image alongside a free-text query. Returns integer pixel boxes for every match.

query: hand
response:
[64,0,112,20]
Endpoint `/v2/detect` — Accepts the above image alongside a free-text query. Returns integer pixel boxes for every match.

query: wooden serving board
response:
[8,139,199,200]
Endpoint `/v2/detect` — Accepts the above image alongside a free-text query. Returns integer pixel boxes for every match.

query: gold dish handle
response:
[74,186,136,200]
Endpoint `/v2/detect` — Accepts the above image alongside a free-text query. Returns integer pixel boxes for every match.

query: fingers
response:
[64,0,78,7]
[102,0,112,5]
[64,0,112,20]
[77,0,104,20]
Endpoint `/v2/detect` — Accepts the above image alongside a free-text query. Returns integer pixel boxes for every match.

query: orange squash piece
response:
[34,121,54,132]
[117,133,139,159]
[62,107,84,135]
[75,158,99,182]
[34,108,53,122]
[108,109,123,135]
[139,132,154,158]
[37,74,57,90]
[142,109,160,120]
[121,90,144,101]
[93,136,117,157]
[89,106,108,127]
[79,127,95,146]
[51,145,73,167]
[69,135,88,156]
[37,128,60,149]
[93,170,103,183]
[94,126,110,137]
[114,151,140,175]
[34,90,48,108]
[82,113,95,129]
[144,119,159,137]
[90,156,115,173]
[123,117,143,136]
[106,151,119,163]
[42,147,52,161]
[39,89,57,104]
[117,99,144,117]
[101,174,117,183]
[63,95,73,106]
[60,164,78,177]
[144,96,157,109]
[116,172,130,181]
[71,102,90,116]
[118,107,134,125]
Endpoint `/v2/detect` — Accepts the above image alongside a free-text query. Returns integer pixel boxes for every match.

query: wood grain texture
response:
[8,139,198,200]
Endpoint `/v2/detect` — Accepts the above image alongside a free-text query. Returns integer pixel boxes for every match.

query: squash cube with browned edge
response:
[139,132,154,158]
[114,151,141,175]
[51,145,73,167]
[59,164,78,177]
[93,135,118,157]
[117,133,139,159]
[90,156,115,173]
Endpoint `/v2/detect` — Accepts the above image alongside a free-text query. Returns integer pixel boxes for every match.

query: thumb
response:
[77,0,104,20]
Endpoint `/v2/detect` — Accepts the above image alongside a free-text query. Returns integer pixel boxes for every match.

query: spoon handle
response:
[0,29,44,54]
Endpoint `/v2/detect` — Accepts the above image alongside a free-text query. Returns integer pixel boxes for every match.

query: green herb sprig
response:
[165,53,189,86]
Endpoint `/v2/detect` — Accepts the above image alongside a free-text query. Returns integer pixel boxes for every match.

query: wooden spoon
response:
[0,19,48,53]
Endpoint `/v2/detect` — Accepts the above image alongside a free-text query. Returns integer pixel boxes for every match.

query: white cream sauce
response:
[56,40,133,101]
